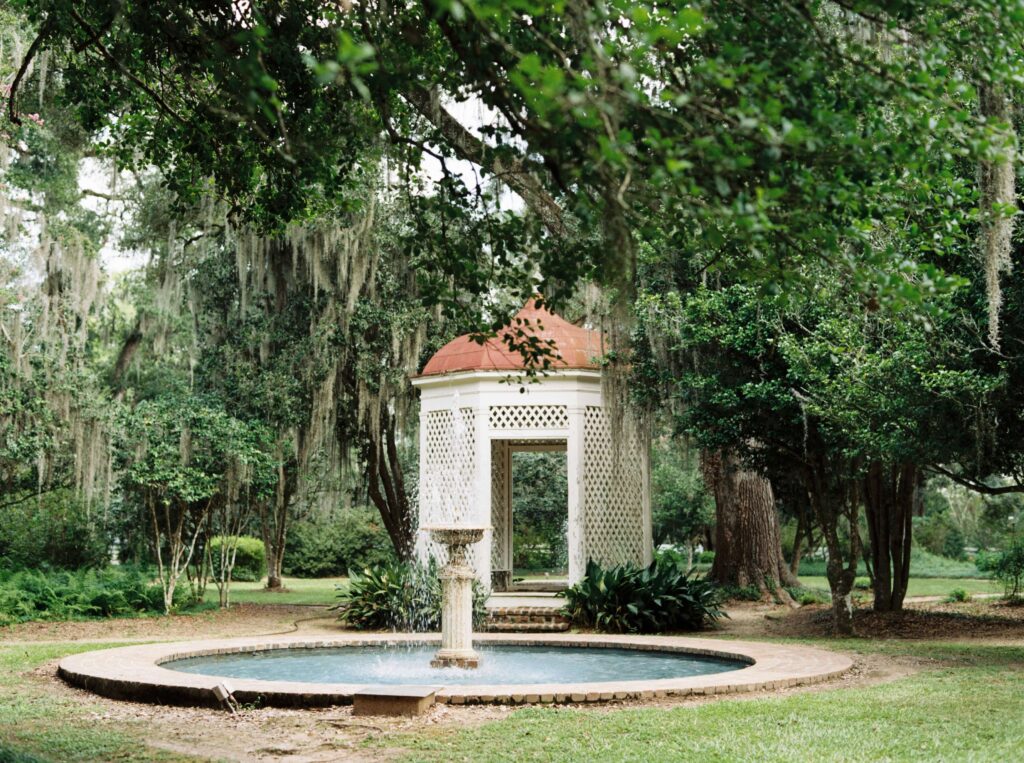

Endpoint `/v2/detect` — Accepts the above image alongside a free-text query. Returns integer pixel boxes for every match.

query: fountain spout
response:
[425,526,486,669]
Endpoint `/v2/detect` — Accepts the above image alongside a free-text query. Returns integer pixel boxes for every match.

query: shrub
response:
[945,588,971,603]
[284,507,395,578]
[720,584,764,602]
[785,586,830,606]
[976,549,1001,574]
[991,538,1024,599]
[0,566,172,626]
[208,536,266,582]
[697,550,715,565]
[335,559,487,631]
[560,559,724,633]
[0,490,111,569]
[654,546,690,570]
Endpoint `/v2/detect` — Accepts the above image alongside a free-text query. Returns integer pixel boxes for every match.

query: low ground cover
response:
[0,643,189,763]
[797,576,1002,599]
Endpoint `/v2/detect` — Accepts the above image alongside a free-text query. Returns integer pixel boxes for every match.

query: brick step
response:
[484,606,571,633]
[484,620,571,633]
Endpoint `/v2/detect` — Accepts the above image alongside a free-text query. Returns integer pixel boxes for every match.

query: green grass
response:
[797,576,1002,598]
[0,643,194,762]
[228,575,347,605]
[380,641,1024,762]
[798,547,983,579]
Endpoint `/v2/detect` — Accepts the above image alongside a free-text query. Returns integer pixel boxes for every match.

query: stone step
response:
[508,580,569,593]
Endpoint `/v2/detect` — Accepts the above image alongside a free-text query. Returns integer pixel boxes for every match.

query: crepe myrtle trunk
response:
[260,454,296,590]
[701,450,799,602]
[366,415,416,562]
[802,452,862,636]
[863,462,919,613]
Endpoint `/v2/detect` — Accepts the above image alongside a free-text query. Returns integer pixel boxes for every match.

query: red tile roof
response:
[419,300,603,377]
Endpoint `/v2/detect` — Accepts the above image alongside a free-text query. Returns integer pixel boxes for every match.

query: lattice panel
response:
[490,440,511,571]
[582,406,645,567]
[418,407,484,571]
[489,404,568,430]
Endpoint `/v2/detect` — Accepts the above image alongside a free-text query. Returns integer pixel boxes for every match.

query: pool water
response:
[166,645,745,686]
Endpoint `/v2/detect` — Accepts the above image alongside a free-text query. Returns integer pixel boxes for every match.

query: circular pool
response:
[58,633,852,707]
[166,644,746,686]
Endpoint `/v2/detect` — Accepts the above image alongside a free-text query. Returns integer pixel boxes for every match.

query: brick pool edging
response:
[57,632,852,708]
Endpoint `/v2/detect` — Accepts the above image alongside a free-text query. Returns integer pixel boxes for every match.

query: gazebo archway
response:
[496,440,569,585]
[411,301,651,589]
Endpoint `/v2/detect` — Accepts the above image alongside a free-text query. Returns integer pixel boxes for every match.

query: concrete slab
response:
[486,592,562,609]
[353,686,438,717]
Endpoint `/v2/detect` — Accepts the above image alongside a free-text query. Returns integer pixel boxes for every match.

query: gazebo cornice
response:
[410,367,603,390]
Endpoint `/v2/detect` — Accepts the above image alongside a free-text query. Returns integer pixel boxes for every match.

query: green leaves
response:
[118,395,276,509]
[560,558,724,634]
[336,559,487,631]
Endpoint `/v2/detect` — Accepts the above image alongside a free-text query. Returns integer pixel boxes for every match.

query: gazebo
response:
[412,300,652,590]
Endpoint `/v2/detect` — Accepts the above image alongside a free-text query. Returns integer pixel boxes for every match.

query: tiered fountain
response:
[425,526,487,669]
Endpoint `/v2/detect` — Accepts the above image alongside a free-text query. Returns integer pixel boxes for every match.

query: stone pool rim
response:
[57,632,852,707]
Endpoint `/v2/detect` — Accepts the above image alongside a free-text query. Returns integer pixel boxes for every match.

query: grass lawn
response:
[379,640,1024,762]
[228,576,347,605]
[798,576,1003,599]
[0,643,193,763]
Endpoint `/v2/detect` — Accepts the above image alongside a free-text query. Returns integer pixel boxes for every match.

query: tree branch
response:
[68,8,188,127]
[7,21,52,126]
[401,86,568,239]
[927,463,1024,495]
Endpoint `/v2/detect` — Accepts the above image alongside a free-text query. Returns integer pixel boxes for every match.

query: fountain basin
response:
[57,633,852,708]
[423,526,487,546]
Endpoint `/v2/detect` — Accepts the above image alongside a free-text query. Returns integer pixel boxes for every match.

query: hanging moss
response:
[977,82,1016,350]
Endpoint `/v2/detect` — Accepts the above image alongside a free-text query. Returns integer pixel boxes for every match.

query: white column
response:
[414,404,431,564]
[473,401,492,588]
[641,433,653,565]
[566,405,586,584]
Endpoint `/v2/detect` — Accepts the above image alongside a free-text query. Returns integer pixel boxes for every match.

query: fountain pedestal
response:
[426,527,486,669]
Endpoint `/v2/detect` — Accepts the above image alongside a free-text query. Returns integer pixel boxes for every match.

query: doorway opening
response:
[490,439,568,591]
[511,448,568,579]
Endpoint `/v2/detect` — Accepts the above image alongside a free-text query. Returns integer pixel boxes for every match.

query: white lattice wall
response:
[581,406,646,567]
[489,404,568,430]
[418,407,485,570]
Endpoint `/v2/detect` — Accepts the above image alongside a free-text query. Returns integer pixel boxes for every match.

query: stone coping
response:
[57,633,852,708]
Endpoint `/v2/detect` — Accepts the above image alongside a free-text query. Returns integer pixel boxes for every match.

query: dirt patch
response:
[713,598,1024,640]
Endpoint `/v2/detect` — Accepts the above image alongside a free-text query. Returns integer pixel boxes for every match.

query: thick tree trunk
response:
[863,462,918,613]
[702,450,799,601]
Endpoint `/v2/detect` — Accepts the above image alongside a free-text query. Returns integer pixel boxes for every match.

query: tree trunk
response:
[802,447,862,636]
[366,414,415,561]
[863,462,918,613]
[260,444,294,590]
[702,450,799,601]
